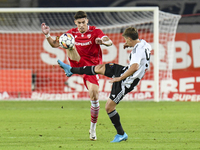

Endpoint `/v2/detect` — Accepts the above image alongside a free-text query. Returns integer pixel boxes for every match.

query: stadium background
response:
[0,0,200,101]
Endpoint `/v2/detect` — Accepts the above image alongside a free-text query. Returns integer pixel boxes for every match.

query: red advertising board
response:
[170,33,200,101]
[0,33,200,101]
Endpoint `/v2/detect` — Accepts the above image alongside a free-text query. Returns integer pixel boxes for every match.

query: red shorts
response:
[69,57,100,89]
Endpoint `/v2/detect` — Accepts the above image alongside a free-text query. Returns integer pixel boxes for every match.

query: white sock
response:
[90,100,100,131]
[90,122,96,131]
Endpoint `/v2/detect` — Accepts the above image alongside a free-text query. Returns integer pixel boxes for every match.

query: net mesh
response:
[0,10,181,100]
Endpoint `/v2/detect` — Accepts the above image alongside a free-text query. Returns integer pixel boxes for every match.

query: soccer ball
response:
[59,33,75,49]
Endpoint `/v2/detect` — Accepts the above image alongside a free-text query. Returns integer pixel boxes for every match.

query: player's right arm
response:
[95,36,112,46]
[41,24,80,62]
[109,63,139,83]
[41,23,60,48]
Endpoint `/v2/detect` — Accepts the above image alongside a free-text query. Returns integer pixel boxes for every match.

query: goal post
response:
[0,7,181,101]
[153,7,159,102]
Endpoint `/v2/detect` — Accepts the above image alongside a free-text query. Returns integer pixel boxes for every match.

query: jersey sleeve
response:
[95,28,106,39]
[66,29,73,34]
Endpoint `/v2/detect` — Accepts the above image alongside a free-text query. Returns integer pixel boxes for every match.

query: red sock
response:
[90,100,100,124]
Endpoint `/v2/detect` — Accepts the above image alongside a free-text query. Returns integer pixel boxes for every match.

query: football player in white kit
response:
[57,27,152,142]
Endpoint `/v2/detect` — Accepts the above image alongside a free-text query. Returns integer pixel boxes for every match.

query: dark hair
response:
[74,11,87,20]
[122,27,139,40]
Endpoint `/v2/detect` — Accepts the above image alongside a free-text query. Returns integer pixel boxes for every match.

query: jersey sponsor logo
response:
[75,41,92,46]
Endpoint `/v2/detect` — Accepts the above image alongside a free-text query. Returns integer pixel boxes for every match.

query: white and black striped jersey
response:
[122,39,152,88]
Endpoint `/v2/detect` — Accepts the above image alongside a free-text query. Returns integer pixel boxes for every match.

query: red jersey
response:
[67,26,106,67]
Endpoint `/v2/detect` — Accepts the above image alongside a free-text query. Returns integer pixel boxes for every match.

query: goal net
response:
[0,7,181,101]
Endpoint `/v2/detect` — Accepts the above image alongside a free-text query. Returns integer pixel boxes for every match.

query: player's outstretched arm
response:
[95,37,112,46]
[41,23,60,48]
[109,63,139,83]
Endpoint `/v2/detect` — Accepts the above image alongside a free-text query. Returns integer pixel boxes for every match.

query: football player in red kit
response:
[41,11,112,141]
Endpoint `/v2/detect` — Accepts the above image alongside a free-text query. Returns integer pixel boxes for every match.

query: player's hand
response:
[123,43,129,49]
[68,46,75,51]
[109,77,122,83]
[41,23,50,35]
[95,38,103,45]
[56,36,59,42]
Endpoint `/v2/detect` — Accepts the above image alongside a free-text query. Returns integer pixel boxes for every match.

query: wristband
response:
[45,33,50,38]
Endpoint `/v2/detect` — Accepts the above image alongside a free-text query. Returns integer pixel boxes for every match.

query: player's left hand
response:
[109,77,122,83]
[123,43,129,49]
[95,38,103,45]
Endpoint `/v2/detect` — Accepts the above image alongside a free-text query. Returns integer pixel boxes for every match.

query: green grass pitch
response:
[0,101,200,149]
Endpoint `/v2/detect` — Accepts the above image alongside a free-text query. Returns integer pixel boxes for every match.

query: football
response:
[59,33,75,49]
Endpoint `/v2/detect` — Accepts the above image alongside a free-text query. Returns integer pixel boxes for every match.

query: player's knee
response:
[105,105,109,113]
[94,64,105,74]
[105,104,113,113]
[105,103,113,113]
[105,99,116,113]
[89,89,99,100]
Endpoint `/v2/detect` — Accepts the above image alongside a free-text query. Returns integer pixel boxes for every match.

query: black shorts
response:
[105,63,140,104]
